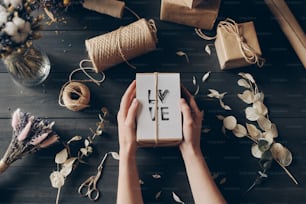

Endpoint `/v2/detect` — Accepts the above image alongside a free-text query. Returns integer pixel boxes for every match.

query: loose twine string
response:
[85,7,158,72]
[58,60,105,111]
[195,18,265,67]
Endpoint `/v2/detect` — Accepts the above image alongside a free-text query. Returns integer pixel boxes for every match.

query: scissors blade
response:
[97,153,108,170]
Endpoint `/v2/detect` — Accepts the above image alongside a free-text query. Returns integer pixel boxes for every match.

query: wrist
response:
[180,146,203,161]
[119,147,137,161]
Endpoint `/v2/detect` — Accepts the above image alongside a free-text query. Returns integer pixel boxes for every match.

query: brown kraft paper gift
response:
[215,19,264,70]
[160,0,221,30]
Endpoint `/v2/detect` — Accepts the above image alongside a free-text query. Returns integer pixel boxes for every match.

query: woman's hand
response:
[117,80,139,156]
[179,86,204,156]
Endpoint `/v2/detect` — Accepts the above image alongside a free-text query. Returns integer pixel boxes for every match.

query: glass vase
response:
[2,45,51,87]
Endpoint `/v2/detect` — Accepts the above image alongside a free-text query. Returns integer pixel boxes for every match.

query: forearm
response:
[117,149,143,204]
[182,148,227,204]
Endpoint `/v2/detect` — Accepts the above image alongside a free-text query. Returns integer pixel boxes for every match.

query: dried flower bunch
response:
[40,0,81,21]
[49,108,111,204]
[214,73,297,191]
[0,108,59,173]
[0,0,43,58]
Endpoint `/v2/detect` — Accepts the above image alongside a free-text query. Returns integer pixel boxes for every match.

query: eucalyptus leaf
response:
[237,79,251,88]
[258,138,271,152]
[238,90,254,104]
[246,123,261,139]
[251,143,263,159]
[271,143,292,166]
[55,148,68,164]
[245,107,260,121]
[232,124,247,138]
[257,116,272,131]
[67,136,82,144]
[253,101,268,116]
[223,116,237,130]
[50,171,65,189]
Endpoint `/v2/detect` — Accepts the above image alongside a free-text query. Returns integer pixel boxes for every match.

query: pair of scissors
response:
[78,153,108,201]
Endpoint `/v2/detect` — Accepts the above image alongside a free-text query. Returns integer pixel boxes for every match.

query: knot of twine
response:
[85,18,158,72]
[218,18,265,67]
[59,60,105,111]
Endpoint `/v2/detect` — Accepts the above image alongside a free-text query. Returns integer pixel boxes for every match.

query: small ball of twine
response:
[59,81,91,111]
[85,18,158,72]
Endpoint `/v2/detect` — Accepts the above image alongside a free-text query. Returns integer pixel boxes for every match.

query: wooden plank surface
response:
[0,0,306,203]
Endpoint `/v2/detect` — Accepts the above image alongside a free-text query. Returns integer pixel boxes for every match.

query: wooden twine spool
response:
[60,81,91,111]
[85,18,158,72]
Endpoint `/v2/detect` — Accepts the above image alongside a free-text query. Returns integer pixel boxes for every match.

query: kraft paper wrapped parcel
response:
[160,0,221,30]
[214,20,264,70]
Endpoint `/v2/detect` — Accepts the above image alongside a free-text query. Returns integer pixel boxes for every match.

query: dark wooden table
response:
[0,0,305,203]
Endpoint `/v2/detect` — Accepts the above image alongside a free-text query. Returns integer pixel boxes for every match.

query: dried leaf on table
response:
[219,100,231,110]
[67,136,82,144]
[245,107,260,121]
[257,116,272,131]
[246,123,262,140]
[251,143,263,159]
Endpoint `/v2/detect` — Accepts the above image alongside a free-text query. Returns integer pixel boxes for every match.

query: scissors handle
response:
[87,188,100,201]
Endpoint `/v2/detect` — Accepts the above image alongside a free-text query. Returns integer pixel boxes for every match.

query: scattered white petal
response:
[152,173,161,179]
[193,85,200,96]
[202,128,211,133]
[110,152,120,160]
[176,51,189,63]
[139,179,144,185]
[220,177,227,185]
[155,191,162,200]
[172,192,185,204]
[202,71,211,83]
[204,44,211,55]
[207,89,221,98]
[223,116,237,130]
[192,76,197,86]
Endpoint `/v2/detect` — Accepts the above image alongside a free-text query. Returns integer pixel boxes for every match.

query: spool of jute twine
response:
[85,18,158,72]
[59,61,105,111]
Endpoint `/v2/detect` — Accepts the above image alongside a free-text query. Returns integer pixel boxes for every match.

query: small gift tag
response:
[136,73,182,146]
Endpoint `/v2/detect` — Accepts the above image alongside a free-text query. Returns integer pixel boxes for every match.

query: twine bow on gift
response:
[218,18,265,67]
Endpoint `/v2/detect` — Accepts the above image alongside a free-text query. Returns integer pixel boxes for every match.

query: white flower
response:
[4,0,22,8]
[4,16,32,43]
[0,11,10,26]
